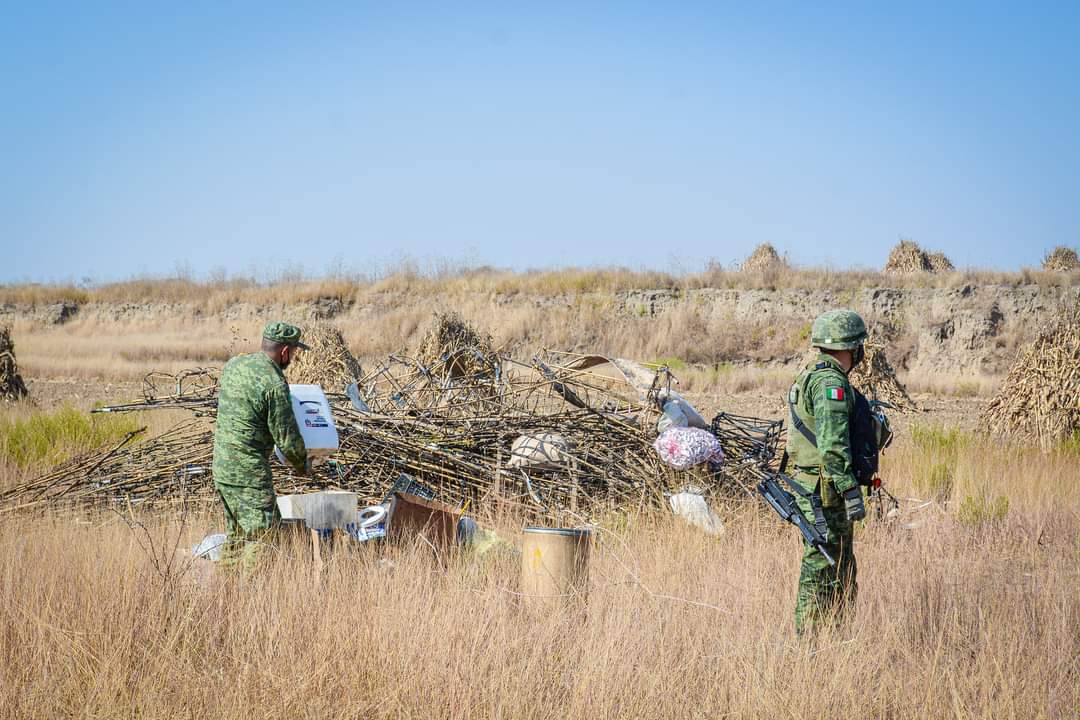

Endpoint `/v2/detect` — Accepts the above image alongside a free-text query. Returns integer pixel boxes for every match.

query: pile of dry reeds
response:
[0,326,28,402]
[849,338,920,411]
[883,240,932,274]
[1042,246,1080,273]
[980,296,1080,446]
[740,243,787,272]
[285,323,363,393]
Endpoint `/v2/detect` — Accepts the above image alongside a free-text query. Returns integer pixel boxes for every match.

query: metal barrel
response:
[520,526,591,607]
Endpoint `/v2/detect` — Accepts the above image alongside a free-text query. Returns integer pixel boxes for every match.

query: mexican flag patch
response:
[827,386,845,401]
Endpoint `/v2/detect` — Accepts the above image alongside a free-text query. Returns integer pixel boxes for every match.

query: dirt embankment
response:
[621,284,1076,376]
[2,284,1075,379]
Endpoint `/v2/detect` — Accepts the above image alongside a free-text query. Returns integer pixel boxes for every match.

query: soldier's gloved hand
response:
[842,486,866,522]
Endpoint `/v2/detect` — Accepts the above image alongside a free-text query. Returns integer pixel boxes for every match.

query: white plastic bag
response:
[669,492,725,535]
[656,400,689,433]
[655,389,708,430]
[192,533,228,562]
[652,427,724,470]
[508,433,573,469]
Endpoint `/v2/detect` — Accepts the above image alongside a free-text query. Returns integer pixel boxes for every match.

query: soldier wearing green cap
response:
[212,321,309,569]
[784,309,868,634]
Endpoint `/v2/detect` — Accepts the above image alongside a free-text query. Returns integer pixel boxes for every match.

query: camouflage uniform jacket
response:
[212,352,307,491]
[785,353,858,495]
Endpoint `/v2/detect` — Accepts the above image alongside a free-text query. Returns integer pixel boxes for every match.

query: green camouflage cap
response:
[811,309,867,350]
[262,322,310,350]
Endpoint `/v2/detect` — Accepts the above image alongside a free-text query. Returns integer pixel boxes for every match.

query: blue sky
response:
[2,2,1078,283]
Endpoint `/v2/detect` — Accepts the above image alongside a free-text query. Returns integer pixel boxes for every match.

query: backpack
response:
[850,387,893,486]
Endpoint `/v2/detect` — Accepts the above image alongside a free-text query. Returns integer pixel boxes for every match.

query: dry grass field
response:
[3,263,1078,310]
[11,264,1074,397]
[0,400,1078,718]
[1,268,1078,717]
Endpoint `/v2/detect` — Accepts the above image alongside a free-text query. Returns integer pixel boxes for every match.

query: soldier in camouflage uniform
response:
[213,322,309,570]
[785,309,868,634]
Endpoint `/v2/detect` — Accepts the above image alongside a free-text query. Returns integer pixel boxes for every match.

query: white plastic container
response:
[277,490,358,530]
[287,384,339,459]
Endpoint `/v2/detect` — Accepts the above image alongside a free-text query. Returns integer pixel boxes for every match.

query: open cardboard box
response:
[386,491,460,551]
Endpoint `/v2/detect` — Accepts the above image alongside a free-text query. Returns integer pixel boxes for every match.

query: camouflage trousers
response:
[215,482,281,571]
[792,472,858,635]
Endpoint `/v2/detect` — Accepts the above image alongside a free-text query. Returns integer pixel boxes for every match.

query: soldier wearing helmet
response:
[784,309,868,634]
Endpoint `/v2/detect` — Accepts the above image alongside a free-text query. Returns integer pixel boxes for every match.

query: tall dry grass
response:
[6,298,808,389]
[1,433,1077,718]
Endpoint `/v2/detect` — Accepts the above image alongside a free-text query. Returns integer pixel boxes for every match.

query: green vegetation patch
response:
[0,406,140,469]
[956,493,1010,528]
[650,356,688,372]
[1061,430,1080,457]
[910,424,970,501]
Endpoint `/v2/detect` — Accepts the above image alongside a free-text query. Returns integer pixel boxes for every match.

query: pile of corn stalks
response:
[849,338,920,412]
[285,322,363,393]
[740,243,787,273]
[980,296,1080,446]
[0,326,28,403]
[1042,246,1080,273]
[883,240,933,274]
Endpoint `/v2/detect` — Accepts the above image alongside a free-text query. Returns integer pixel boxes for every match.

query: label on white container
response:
[282,384,339,459]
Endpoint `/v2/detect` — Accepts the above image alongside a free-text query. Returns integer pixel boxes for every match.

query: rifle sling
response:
[788,397,818,447]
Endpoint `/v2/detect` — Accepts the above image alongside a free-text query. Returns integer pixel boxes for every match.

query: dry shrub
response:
[883,240,933,274]
[981,295,1080,445]
[849,338,919,411]
[0,326,28,402]
[740,243,787,272]
[285,323,363,392]
[926,251,955,273]
[1042,246,1080,272]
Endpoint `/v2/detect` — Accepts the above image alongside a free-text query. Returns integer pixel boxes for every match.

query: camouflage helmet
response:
[811,309,867,350]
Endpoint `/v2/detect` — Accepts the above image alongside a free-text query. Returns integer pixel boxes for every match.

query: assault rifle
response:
[756,472,836,566]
